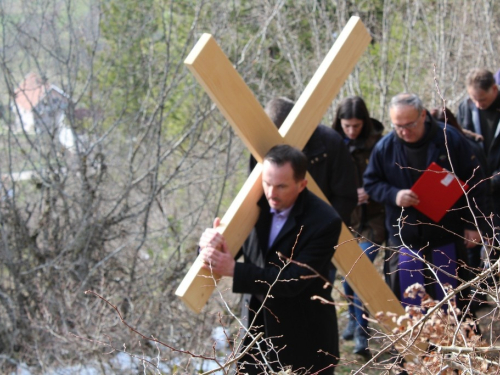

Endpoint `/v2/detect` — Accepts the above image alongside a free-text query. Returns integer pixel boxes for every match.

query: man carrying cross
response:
[199,144,341,374]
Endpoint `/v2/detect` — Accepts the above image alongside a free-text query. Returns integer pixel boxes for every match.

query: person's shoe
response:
[342,318,356,340]
[353,327,371,356]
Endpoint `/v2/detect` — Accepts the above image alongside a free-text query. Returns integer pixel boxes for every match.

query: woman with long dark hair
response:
[333,96,385,356]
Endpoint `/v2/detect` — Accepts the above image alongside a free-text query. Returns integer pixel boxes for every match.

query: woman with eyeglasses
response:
[332,96,386,357]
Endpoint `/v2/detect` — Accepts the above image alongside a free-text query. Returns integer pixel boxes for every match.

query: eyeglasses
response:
[390,118,420,130]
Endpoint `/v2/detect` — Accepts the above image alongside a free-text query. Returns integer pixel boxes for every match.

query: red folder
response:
[410,162,468,223]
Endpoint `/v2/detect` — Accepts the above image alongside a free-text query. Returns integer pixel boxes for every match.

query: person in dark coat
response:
[250,97,357,283]
[457,68,500,249]
[200,145,341,374]
[332,96,385,356]
[251,97,357,225]
[430,107,490,271]
[364,93,488,311]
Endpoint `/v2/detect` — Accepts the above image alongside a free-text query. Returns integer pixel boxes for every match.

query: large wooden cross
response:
[176,17,407,343]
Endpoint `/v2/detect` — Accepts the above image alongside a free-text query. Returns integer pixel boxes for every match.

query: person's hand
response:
[464,229,481,249]
[200,243,235,277]
[357,187,369,205]
[199,217,226,250]
[395,189,419,207]
[463,128,484,142]
[199,217,235,276]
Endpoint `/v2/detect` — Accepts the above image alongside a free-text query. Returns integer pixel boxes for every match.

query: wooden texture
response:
[184,34,283,164]
[175,165,263,312]
[176,17,407,339]
[280,16,373,148]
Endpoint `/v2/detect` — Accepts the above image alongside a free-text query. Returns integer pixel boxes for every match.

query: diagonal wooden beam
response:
[175,17,407,339]
[175,164,264,312]
[279,17,374,147]
[183,33,284,164]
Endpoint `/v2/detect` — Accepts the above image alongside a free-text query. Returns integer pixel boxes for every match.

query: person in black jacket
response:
[430,107,490,270]
[364,93,488,311]
[457,68,500,251]
[249,97,357,282]
[250,97,357,225]
[200,145,341,375]
[332,96,385,356]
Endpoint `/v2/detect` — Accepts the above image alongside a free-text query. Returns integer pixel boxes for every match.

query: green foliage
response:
[97,0,160,114]
[91,0,199,138]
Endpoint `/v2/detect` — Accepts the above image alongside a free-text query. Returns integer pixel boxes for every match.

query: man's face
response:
[467,85,498,110]
[341,118,364,140]
[262,160,307,212]
[390,105,426,143]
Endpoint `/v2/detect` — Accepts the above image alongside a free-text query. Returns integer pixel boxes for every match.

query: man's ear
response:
[298,178,307,192]
[420,109,427,121]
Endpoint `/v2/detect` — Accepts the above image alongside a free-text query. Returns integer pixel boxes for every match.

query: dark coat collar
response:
[257,189,309,254]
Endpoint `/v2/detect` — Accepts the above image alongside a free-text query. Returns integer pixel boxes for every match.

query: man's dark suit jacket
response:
[233,188,341,374]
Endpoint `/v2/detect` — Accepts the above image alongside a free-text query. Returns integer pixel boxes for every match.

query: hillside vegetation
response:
[0,0,499,373]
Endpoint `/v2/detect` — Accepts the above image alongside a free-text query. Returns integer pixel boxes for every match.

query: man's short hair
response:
[389,93,424,113]
[264,97,295,128]
[466,68,496,91]
[264,144,307,181]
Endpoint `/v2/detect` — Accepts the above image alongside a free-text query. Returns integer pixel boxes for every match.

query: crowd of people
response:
[197,67,500,374]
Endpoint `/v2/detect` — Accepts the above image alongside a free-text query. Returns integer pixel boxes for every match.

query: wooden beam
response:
[175,164,263,313]
[280,17,372,147]
[184,34,283,164]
